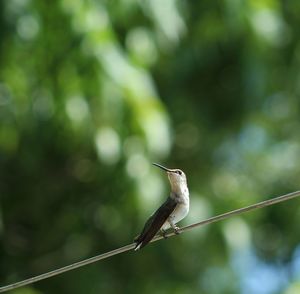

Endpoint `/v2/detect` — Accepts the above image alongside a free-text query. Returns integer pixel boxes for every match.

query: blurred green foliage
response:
[1,0,300,293]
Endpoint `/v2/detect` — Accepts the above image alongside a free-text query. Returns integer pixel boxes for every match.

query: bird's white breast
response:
[161,193,189,230]
[171,202,189,223]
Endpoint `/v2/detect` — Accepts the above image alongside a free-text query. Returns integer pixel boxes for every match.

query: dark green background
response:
[1,0,300,293]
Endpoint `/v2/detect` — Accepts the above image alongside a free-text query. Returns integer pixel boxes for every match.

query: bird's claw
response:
[160,229,168,239]
[174,225,181,235]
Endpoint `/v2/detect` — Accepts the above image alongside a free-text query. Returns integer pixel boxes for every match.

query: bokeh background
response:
[1,0,300,293]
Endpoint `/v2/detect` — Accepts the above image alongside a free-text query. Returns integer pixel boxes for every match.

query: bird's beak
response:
[152,163,174,173]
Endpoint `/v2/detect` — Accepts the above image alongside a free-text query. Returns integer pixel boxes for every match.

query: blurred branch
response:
[1,190,300,293]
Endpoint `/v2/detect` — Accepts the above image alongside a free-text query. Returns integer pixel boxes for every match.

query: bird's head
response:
[152,163,187,192]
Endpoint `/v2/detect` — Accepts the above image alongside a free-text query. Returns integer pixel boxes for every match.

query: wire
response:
[1,190,300,293]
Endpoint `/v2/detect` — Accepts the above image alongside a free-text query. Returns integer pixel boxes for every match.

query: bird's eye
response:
[177,170,182,175]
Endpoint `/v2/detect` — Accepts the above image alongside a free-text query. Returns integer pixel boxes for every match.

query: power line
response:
[1,190,300,293]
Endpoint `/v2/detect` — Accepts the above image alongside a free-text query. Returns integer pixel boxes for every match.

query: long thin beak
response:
[152,163,173,172]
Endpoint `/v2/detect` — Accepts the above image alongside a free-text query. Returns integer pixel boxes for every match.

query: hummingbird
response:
[134,163,189,251]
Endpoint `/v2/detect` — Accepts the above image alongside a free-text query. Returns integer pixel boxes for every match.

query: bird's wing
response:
[134,197,177,250]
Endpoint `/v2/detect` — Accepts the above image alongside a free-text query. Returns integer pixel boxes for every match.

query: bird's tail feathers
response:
[134,242,142,251]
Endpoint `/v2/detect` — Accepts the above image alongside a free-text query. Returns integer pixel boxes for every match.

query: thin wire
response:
[1,190,300,293]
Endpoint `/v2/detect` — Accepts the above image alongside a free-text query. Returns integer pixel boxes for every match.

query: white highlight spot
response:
[95,127,120,165]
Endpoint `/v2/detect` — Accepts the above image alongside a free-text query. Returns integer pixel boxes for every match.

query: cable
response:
[1,190,300,293]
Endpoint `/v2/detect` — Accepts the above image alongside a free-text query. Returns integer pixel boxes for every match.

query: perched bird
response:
[134,163,189,250]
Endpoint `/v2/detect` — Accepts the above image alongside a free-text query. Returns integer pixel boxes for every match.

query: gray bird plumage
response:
[134,163,189,250]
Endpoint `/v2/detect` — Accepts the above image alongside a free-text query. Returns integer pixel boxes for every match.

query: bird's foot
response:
[174,225,181,235]
[160,229,168,239]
